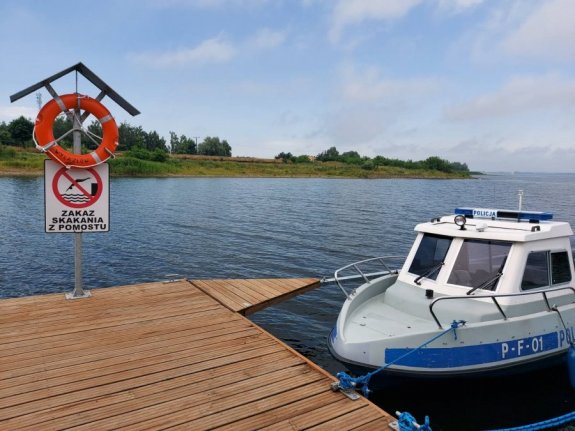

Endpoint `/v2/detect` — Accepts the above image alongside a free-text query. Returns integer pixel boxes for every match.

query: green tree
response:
[197,136,231,156]
[422,156,452,173]
[144,130,167,152]
[275,152,295,162]
[8,116,34,147]
[169,132,180,154]
[316,146,339,162]
[84,120,103,150]
[294,154,312,163]
[118,122,146,151]
[449,161,469,172]
[170,132,196,154]
[52,116,72,144]
[340,151,362,164]
[0,122,13,145]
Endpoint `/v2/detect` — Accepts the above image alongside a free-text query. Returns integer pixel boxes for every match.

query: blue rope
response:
[398,411,432,431]
[336,319,466,398]
[483,411,575,431]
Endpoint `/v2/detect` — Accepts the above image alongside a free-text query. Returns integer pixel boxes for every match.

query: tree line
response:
[1,116,469,173]
[276,146,469,174]
[0,116,232,157]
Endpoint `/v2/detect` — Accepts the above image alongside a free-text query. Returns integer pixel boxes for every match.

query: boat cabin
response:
[399,208,575,297]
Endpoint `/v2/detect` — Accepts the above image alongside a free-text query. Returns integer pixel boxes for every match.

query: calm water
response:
[1,173,575,430]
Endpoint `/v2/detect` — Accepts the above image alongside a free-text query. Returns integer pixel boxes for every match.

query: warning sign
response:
[45,160,109,233]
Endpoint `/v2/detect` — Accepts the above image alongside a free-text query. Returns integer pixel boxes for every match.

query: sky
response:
[1,0,574,173]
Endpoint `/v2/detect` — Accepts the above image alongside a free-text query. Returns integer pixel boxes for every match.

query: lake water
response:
[1,172,575,430]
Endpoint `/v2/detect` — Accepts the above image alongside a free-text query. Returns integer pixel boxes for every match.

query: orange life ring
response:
[34,93,119,168]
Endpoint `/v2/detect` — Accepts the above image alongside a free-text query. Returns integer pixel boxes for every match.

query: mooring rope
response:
[335,319,466,398]
[397,411,433,431]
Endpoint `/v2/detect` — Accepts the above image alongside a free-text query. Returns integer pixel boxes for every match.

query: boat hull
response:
[328,326,568,388]
[328,276,575,386]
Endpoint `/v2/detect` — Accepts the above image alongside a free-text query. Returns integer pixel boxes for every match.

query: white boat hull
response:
[328,275,575,378]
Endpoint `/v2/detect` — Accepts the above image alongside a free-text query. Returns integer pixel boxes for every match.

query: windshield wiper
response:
[414,262,444,285]
[467,256,507,295]
[466,272,502,295]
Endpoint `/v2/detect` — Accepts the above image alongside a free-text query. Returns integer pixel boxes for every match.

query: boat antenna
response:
[518,190,524,211]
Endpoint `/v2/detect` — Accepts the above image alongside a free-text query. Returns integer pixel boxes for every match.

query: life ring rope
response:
[34,93,119,169]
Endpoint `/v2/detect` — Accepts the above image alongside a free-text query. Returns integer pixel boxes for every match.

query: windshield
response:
[408,234,452,281]
[448,239,512,289]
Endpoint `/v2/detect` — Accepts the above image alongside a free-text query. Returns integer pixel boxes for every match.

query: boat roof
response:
[415,208,573,242]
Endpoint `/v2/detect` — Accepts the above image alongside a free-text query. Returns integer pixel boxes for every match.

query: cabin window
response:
[521,251,572,290]
[408,234,452,281]
[552,252,571,284]
[447,239,511,289]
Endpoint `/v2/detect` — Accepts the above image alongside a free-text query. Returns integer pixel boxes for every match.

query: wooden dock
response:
[190,277,321,315]
[0,279,395,430]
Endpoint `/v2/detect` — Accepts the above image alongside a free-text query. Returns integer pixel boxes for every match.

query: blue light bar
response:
[454,207,553,222]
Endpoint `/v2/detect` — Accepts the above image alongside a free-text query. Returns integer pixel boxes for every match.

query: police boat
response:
[327,207,575,381]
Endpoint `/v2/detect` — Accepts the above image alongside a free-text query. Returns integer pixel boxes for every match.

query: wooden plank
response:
[0,326,262,396]
[0,315,242,370]
[232,278,284,297]
[0,335,276,411]
[206,388,350,431]
[190,279,249,311]
[0,280,395,430]
[0,287,214,345]
[64,366,324,430]
[2,347,293,430]
[306,405,391,430]
[190,278,321,315]
[214,279,270,303]
[8,350,302,431]
[348,418,397,430]
[0,304,222,357]
[241,280,321,315]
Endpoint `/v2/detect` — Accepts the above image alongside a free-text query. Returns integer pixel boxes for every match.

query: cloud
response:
[340,64,439,103]
[318,63,442,149]
[324,106,392,145]
[460,0,575,64]
[329,0,422,43]
[129,35,236,67]
[146,0,272,9]
[0,105,37,121]
[246,28,287,50]
[445,74,575,121]
[130,27,285,69]
[457,140,575,172]
[501,0,575,60]
[436,0,484,13]
[234,77,311,98]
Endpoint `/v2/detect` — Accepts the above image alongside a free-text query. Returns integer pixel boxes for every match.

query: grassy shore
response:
[0,146,470,179]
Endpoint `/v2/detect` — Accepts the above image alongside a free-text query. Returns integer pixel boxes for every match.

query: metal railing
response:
[323,256,405,299]
[429,286,575,329]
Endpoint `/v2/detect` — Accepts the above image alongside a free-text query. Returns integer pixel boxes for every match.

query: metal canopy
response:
[9,62,140,116]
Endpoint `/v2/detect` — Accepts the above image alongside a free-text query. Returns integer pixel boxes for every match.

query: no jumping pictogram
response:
[52,166,103,209]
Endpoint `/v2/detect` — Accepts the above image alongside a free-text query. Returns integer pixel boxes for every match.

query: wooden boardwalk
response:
[0,279,395,430]
[190,278,320,315]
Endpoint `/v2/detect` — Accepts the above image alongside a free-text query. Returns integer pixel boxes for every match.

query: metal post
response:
[10,63,140,300]
[66,106,91,299]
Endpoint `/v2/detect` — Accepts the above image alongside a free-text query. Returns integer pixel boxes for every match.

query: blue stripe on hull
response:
[385,332,559,368]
